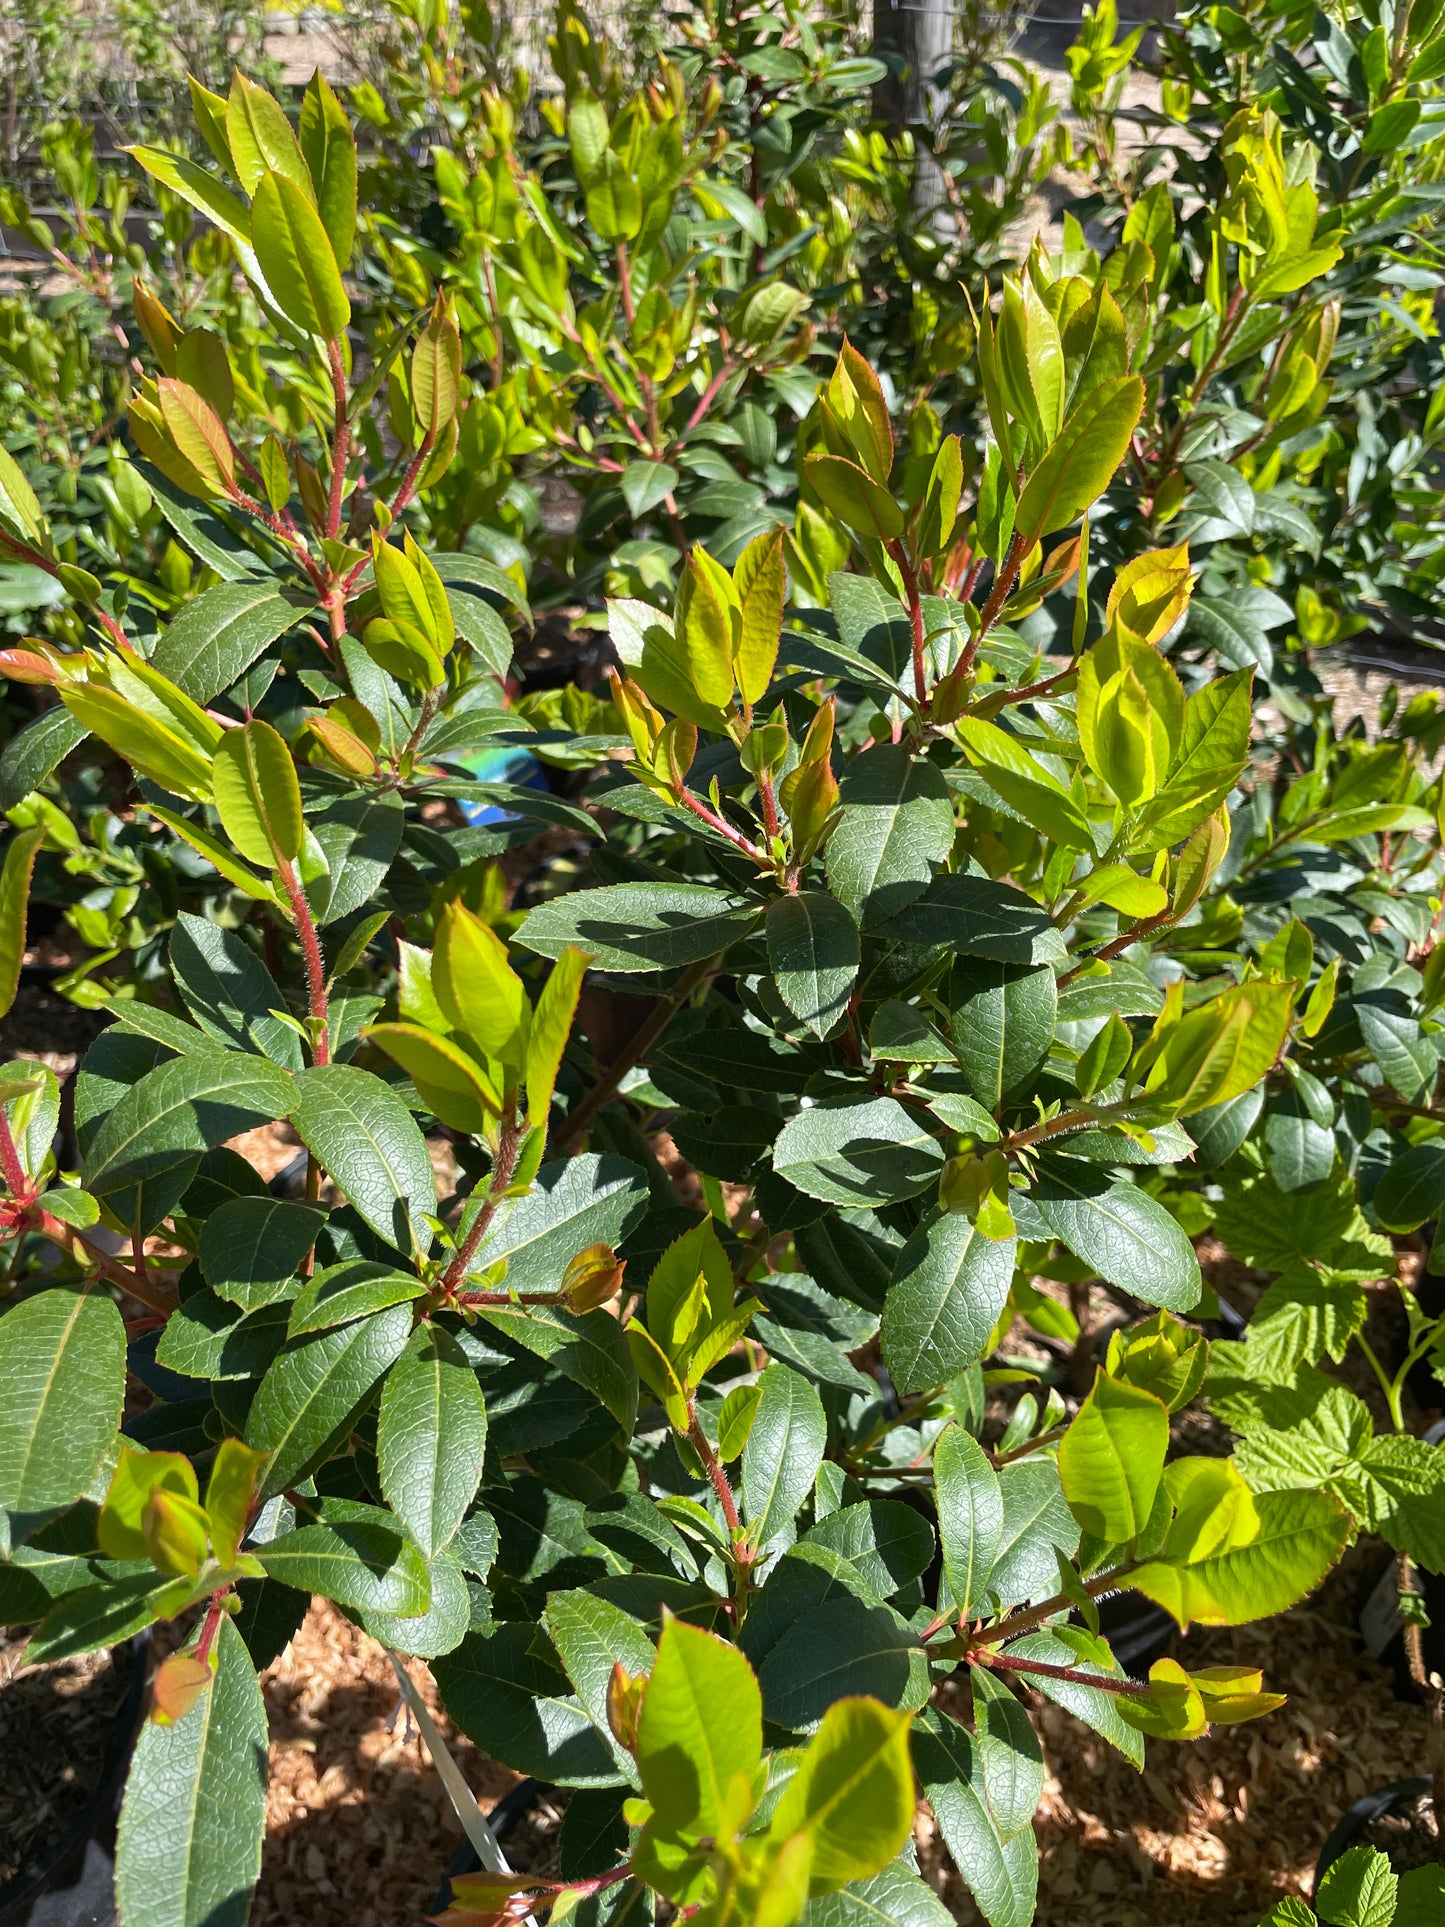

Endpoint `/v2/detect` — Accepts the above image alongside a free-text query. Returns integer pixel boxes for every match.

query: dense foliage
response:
[3,3,1445,1922]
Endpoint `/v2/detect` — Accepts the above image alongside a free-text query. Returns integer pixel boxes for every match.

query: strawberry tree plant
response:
[0,55,1435,1927]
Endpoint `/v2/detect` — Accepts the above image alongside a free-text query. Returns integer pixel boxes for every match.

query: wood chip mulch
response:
[252,1600,519,1927]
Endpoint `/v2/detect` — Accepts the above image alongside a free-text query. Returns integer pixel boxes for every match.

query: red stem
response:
[552,953,721,1157]
[36,1209,175,1313]
[687,1411,744,1539]
[888,541,929,707]
[678,354,736,440]
[276,857,330,1066]
[0,1111,29,1202]
[439,1115,522,1295]
[970,1646,1148,1695]
[673,782,771,867]
[194,1592,228,1667]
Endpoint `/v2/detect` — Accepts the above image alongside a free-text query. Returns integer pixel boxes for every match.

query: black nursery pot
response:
[0,1634,150,1927]
[1314,1776,1434,1892]
[426,1779,550,1921]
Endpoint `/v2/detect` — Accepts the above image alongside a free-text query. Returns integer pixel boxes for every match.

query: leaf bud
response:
[562,1242,627,1313]
[607,1660,647,1751]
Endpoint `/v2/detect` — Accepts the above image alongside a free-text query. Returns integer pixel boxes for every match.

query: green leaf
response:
[1131,1487,1349,1628]
[479,1301,638,1432]
[519,881,760,974]
[150,582,307,702]
[287,1258,427,1335]
[155,1292,290,1382]
[767,892,861,1040]
[756,1587,929,1736]
[743,1361,828,1551]
[802,1865,954,1927]
[949,957,1056,1107]
[1013,375,1144,544]
[291,1063,437,1257]
[198,1196,326,1310]
[878,873,1066,964]
[250,168,351,339]
[769,1696,915,1891]
[934,1423,1004,1616]
[245,1303,413,1500]
[84,1051,295,1199]
[999,1628,1143,1766]
[773,1096,945,1207]
[0,1287,125,1514]
[1058,1369,1169,1543]
[911,1709,1037,1927]
[881,1212,1016,1393]
[1031,1161,1202,1312]
[1374,1144,1445,1232]
[826,746,956,928]
[378,1325,488,1560]
[170,914,302,1069]
[212,718,304,869]
[803,1500,934,1600]
[433,1621,620,1787]
[1396,1866,1445,1927]
[636,1618,763,1836]
[355,1543,470,1658]
[255,1503,431,1614]
[476,1154,648,1295]
[0,707,88,811]
[544,1586,655,1779]
[447,588,515,681]
[115,1619,266,1927]
[0,823,44,1019]
[1315,1846,1398,1927]
[990,1456,1080,1608]
[27,1571,194,1665]
[969,1663,1045,1839]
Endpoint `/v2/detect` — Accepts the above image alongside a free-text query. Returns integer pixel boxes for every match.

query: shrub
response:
[2,12,1445,1927]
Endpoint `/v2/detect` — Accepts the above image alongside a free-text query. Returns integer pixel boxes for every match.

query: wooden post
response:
[871,0,953,212]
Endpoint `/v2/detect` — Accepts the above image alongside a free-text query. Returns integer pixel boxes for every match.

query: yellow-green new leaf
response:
[1059,1368,1169,1545]
[526,946,589,1127]
[802,454,905,542]
[733,528,785,706]
[675,548,738,711]
[411,295,462,440]
[251,169,350,340]
[0,444,49,550]
[227,71,312,199]
[626,1318,689,1433]
[1014,375,1144,545]
[149,806,276,902]
[364,1022,502,1133]
[157,378,234,494]
[61,684,215,802]
[825,340,893,484]
[0,824,45,1020]
[1132,1487,1349,1628]
[211,719,304,870]
[299,69,357,267]
[768,1697,915,1894]
[433,901,530,1075]
[1143,979,1296,1117]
